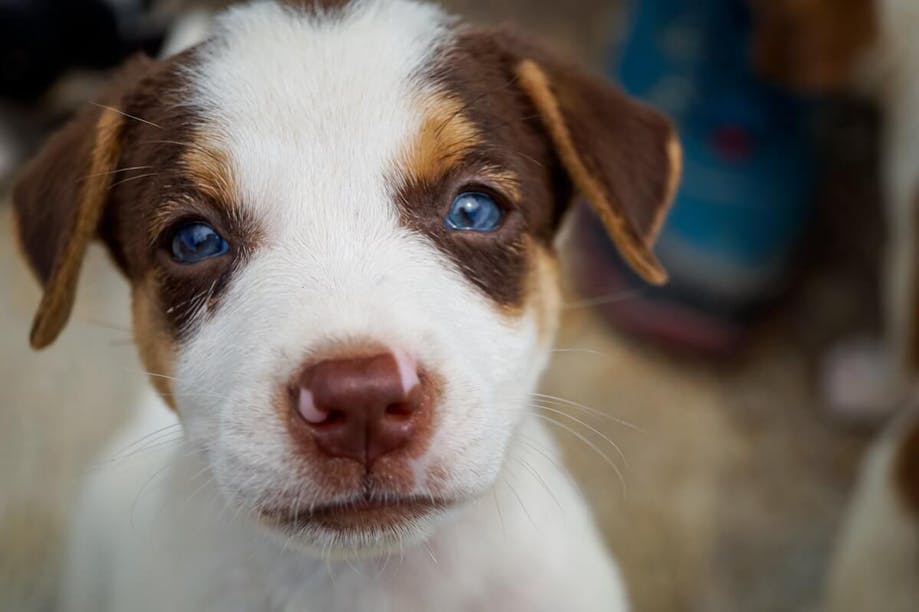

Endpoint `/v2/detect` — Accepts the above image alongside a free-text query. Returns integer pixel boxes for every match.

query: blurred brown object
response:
[749,0,877,91]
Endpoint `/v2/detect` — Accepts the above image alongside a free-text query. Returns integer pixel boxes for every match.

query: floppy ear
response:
[12,55,158,349]
[508,39,681,285]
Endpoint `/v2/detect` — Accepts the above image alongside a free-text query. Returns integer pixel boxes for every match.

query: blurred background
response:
[0,0,902,610]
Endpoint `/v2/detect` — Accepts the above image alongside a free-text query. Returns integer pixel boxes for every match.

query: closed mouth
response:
[261,496,450,532]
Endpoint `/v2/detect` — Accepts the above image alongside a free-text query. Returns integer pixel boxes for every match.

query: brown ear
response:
[12,55,158,349]
[511,49,681,285]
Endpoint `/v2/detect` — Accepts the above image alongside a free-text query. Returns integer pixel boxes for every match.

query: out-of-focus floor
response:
[0,1,879,611]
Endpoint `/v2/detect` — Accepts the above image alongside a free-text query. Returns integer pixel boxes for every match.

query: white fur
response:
[57,1,627,610]
[824,410,919,612]
[60,390,626,612]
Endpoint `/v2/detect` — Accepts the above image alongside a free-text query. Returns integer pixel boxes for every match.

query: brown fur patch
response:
[392,36,563,310]
[394,27,678,309]
[531,245,562,344]
[132,278,177,407]
[893,416,919,515]
[750,0,878,91]
[97,53,259,340]
[392,95,537,309]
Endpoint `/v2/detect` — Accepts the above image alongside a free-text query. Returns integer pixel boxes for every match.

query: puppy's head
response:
[13,0,679,555]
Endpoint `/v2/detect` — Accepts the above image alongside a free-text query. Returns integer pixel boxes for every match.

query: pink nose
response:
[294,350,425,465]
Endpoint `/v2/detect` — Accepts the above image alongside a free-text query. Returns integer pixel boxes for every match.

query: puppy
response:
[12,1,680,610]
[824,404,919,612]
[752,0,919,416]
[752,1,919,608]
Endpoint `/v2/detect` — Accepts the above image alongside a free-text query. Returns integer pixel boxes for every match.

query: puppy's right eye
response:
[170,222,229,264]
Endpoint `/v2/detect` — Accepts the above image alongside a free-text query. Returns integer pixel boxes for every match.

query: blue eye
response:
[445,192,503,232]
[170,222,229,264]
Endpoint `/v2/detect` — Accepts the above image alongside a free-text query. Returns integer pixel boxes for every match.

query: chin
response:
[255,495,458,558]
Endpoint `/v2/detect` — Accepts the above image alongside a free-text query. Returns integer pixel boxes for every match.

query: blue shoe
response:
[575,0,816,354]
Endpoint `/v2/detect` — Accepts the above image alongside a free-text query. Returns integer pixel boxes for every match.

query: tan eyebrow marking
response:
[181,143,236,207]
[399,92,483,187]
[131,275,177,409]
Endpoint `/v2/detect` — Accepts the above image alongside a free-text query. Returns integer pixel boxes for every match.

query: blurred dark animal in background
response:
[752,1,919,609]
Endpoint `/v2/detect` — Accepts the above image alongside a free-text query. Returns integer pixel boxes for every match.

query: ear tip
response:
[629,252,668,286]
[643,266,668,286]
[647,269,669,286]
[29,316,58,350]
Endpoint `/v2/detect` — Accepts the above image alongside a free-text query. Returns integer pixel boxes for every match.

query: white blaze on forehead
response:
[187,0,450,236]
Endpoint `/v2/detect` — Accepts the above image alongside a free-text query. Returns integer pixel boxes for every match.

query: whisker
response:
[511,455,563,512]
[376,544,393,579]
[109,172,158,190]
[175,470,217,515]
[129,460,176,529]
[344,556,363,576]
[81,164,153,180]
[500,473,535,529]
[530,403,628,467]
[105,430,185,464]
[492,488,506,541]
[514,434,588,503]
[530,412,628,497]
[324,542,336,584]
[422,540,438,566]
[90,102,163,129]
[531,392,642,432]
[104,424,182,459]
[121,367,178,381]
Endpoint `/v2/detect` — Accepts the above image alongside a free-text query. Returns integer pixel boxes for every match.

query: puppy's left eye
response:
[170,222,229,264]
[445,192,503,232]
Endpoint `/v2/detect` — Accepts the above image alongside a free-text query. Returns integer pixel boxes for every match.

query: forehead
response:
[186,0,450,229]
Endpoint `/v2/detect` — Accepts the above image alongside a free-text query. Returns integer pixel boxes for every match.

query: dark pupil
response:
[175,225,220,260]
[457,198,483,226]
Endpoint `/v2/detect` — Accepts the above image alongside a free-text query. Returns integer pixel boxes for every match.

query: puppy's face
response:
[13,0,679,555]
